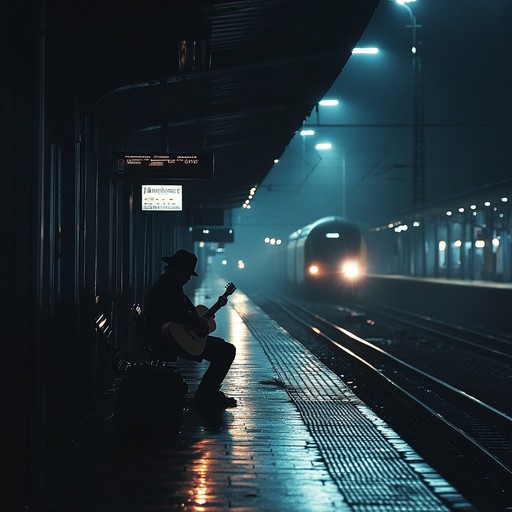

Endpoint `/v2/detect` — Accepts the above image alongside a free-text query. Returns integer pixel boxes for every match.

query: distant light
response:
[319,99,339,106]
[458,207,464,213]
[264,237,270,243]
[439,241,447,251]
[454,240,462,248]
[492,238,500,247]
[325,232,340,238]
[396,0,416,4]
[309,265,319,275]
[446,211,452,216]
[470,204,477,210]
[300,129,315,136]
[352,47,379,55]
[273,159,279,164]
[315,143,332,150]
[221,259,227,266]
[276,239,282,245]
[475,240,485,248]
[501,197,508,202]
[237,260,245,269]
[484,201,491,207]
[413,221,420,227]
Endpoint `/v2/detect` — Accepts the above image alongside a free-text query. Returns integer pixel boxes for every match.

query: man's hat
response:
[162,249,199,276]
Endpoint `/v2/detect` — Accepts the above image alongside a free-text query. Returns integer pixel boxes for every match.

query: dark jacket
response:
[145,272,203,349]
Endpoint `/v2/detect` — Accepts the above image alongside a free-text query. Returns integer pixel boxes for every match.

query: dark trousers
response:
[176,335,236,393]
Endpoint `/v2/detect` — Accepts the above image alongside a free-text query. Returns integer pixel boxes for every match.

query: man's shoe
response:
[194,389,237,409]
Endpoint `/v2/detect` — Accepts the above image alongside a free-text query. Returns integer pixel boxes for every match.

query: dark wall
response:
[1,2,42,508]
[0,3,189,508]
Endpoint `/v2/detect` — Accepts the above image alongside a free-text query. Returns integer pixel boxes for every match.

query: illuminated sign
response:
[190,228,234,243]
[115,152,214,179]
[142,185,182,211]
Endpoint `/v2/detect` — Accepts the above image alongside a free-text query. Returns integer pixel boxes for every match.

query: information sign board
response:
[142,185,182,211]
[115,152,214,179]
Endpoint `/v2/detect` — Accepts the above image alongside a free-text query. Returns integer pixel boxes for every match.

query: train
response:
[281,216,367,297]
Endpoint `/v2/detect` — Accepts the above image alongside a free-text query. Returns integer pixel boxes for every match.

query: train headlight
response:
[308,264,320,276]
[341,261,360,280]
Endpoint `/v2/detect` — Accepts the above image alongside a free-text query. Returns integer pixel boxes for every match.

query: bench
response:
[93,308,187,439]
[130,303,153,359]
[94,313,131,373]
[130,303,178,362]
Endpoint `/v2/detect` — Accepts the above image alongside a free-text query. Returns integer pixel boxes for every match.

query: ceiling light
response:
[319,99,339,106]
[352,47,379,54]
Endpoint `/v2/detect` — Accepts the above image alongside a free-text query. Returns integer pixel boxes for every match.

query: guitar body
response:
[164,305,216,355]
[163,283,236,356]
[194,304,217,334]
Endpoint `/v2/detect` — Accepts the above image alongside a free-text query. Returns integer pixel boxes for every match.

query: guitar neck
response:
[200,283,236,321]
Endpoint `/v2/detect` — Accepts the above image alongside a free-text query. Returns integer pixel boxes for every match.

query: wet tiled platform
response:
[48,275,475,511]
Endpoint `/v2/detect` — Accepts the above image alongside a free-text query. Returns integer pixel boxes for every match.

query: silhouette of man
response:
[145,249,237,409]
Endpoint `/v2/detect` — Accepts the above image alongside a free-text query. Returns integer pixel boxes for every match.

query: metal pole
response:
[402,4,425,207]
[341,153,346,217]
[400,2,426,277]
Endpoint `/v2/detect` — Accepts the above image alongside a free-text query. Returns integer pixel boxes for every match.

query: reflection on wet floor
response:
[43,278,469,511]
[47,286,342,511]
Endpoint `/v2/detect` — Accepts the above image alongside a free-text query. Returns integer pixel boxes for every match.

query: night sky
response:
[231,0,512,243]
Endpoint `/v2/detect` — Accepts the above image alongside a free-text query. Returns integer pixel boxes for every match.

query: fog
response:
[211,0,512,293]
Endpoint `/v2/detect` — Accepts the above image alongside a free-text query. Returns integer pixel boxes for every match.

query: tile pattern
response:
[45,276,474,511]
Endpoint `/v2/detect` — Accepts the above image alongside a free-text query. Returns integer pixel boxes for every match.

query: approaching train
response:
[282,216,367,296]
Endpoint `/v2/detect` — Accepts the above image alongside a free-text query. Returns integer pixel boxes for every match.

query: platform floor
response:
[47,275,476,511]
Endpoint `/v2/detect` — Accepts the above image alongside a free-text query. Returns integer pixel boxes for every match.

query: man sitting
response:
[144,249,237,409]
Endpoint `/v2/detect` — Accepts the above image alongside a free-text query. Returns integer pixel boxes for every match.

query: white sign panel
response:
[142,185,182,211]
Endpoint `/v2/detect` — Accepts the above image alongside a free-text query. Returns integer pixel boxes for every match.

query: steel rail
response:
[275,296,512,478]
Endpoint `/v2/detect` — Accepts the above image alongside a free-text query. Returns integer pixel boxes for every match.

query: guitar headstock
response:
[224,282,237,296]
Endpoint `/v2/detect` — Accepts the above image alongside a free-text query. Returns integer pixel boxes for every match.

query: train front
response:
[303,218,366,296]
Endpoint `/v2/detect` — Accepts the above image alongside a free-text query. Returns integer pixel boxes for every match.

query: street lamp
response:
[352,47,379,55]
[315,143,332,150]
[319,99,339,106]
[396,0,424,207]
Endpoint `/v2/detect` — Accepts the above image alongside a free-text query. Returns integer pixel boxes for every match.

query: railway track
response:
[342,301,512,362]
[254,293,512,510]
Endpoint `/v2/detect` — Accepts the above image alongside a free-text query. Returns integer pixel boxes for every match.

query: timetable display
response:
[115,152,214,179]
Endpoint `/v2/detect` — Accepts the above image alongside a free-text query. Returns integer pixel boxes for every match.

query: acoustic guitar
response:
[163,282,236,355]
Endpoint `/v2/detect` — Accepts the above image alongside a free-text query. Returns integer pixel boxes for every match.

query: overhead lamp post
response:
[352,47,379,55]
[312,100,345,215]
[314,98,340,126]
[396,0,425,208]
